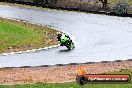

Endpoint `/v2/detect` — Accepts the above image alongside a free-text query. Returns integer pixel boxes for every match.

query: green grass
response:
[0,18,58,53]
[0,81,131,88]
[0,69,132,88]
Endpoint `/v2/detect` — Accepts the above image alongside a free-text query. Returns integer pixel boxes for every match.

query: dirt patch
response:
[0,61,132,85]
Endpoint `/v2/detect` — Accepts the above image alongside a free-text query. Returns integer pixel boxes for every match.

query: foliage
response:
[113,0,129,14]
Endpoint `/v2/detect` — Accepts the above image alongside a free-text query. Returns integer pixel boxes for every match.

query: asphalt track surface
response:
[0,5,132,68]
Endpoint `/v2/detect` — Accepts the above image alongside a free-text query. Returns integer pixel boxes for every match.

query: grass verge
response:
[0,69,132,88]
[0,17,58,53]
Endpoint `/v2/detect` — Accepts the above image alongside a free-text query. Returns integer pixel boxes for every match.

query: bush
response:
[113,0,129,14]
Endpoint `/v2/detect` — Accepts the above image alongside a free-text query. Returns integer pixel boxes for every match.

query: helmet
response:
[57,32,62,38]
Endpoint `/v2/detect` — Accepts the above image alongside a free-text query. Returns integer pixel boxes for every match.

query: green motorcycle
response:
[57,33,75,50]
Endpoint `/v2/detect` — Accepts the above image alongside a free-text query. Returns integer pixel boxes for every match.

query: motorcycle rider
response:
[57,32,72,46]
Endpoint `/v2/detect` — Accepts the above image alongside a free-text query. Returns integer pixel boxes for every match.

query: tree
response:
[45,0,48,5]
[114,0,129,14]
[45,0,58,6]
[99,0,107,9]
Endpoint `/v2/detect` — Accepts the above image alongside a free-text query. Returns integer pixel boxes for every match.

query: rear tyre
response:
[66,42,75,50]
[66,44,71,50]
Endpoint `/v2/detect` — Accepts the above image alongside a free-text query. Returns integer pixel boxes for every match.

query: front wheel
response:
[66,42,75,50]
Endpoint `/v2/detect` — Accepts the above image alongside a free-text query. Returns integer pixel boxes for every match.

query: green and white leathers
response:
[60,34,69,43]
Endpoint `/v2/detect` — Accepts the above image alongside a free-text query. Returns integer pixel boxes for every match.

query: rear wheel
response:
[66,44,71,50]
[65,42,75,50]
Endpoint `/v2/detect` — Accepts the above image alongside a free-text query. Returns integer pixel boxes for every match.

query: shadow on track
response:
[59,49,71,53]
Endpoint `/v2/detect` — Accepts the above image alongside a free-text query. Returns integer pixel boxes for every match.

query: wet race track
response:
[0,5,132,68]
